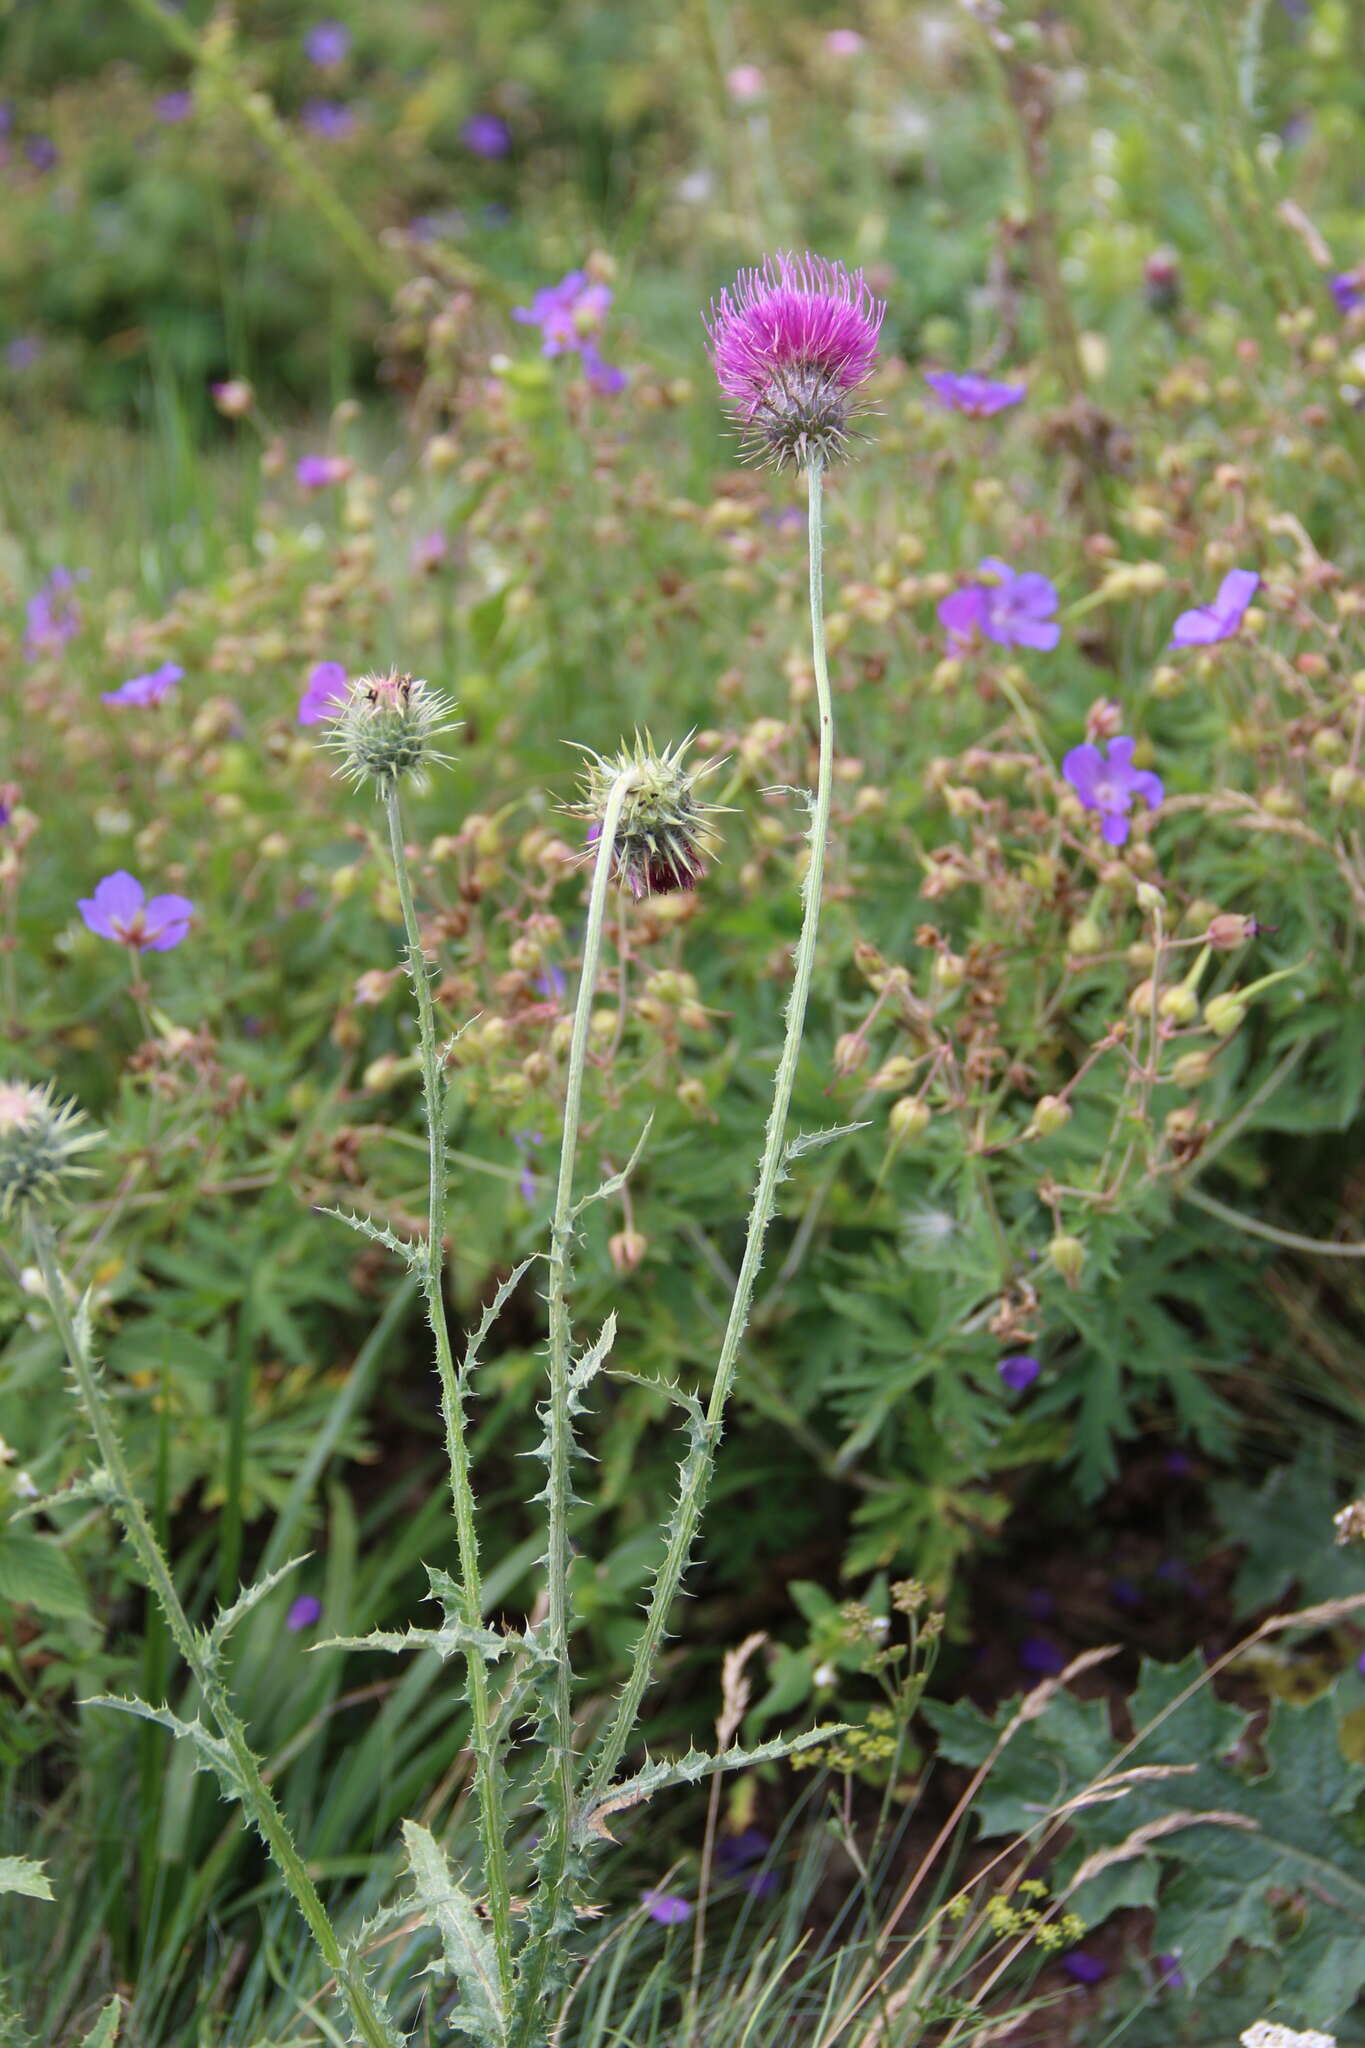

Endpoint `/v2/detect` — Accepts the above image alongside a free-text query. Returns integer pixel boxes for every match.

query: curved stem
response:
[383,781,514,2001]
[1181,1183,1365,1257]
[28,1215,397,2048]
[587,457,836,1799]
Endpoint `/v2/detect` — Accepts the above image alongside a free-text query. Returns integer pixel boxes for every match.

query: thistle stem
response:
[587,457,836,1798]
[509,772,633,2046]
[28,1214,397,2048]
[382,780,515,2002]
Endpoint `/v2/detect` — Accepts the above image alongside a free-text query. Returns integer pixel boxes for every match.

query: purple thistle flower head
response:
[461,112,512,158]
[286,1593,323,1631]
[705,250,885,469]
[1063,736,1164,848]
[924,369,1027,418]
[78,871,194,953]
[514,272,612,357]
[998,1352,1040,1392]
[1169,567,1258,647]
[102,661,184,708]
[298,660,349,725]
[305,20,350,68]
[641,1889,692,1926]
[938,559,1060,652]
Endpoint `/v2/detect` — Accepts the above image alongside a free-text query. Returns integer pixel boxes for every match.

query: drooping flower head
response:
[1169,567,1258,648]
[705,251,886,468]
[574,733,722,901]
[0,1081,101,1221]
[1063,736,1163,847]
[938,559,1060,652]
[924,370,1027,418]
[102,662,184,708]
[78,871,195,952]
[323,670,459,789]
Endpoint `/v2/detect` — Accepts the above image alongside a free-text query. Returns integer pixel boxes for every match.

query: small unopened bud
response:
[1049,1233,1086,1288]
[872,1056,918,1092]
[1171,1049,1214,1088]
[932,950,965,993]
[325,671,459,790]
[608,1228,649,1274]
[1067,916,1104,958]
[833,1032,869,1075]
[1204,991,1247,1035]
[0,1081,101,1221]
[888,1097,930,1141]
[1159,984,1200,1025]
[1032,1095,1071,1136]
[1206,912,1255,949]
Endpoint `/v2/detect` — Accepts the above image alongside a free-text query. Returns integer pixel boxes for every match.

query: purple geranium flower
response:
[301,98,355,141]
[305,20,349,67]
[1063,736,1164,847]
[998,1353,1040,1392]
[924,370,1027,417]
[705,252,884,466]
[581,341,627,394]
[1062,1950,1107,1984]
[641,1889,692,1926]
[938,559,1061,652]
[295,452,350,489]
[78,871,194,953]
[154,90,193,124]
[1019,1636,1066,1676]
[102,661,184,708]
[1331,270,1364,315]
[461,112,511,158]
[514,271,613,357]
[1169,567,1258,647]
[297,660,349,724]
[286,1593,323,1631]
[24,567,84,658]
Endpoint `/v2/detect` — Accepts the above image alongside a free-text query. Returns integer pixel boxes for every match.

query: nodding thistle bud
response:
[323,670,458,789]
[0,1081,101,1221]
[705,251,885,469]
[574,733,721,901]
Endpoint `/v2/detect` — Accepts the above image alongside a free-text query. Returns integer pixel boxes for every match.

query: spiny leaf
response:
[206,1555,309,1662]
[781,1120,872,1167]
[83,1695,245,1804]
[459,1257,537,1390]
[314,1204,425,1271]
[76,1999,121,2048]
[568,1313,617,1409]
[402,1819,506,2046]
[0,1856,54,1902]
[574,1726,846,1846]
[569,1114,654,1221]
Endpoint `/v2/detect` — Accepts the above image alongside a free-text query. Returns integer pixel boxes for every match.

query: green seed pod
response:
[1032,1094,1071,1136]
[1048,1233,1086,1288]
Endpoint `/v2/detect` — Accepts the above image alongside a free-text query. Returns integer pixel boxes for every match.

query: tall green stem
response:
[587,458,836,1799]
[28,1214,397,2048]
[383,781,515,2001]
[509,773,633,2046]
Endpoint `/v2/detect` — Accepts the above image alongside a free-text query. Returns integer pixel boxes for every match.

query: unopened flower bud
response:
[932,950,965,992]
[0,1081,101,1220]
[1159,984,1200,1025]
[1067,916,1104,958]
[1032,1095,1071,1136]
[326,671,459,790]
[834,1032,870,1075]
[1206,912,1255,949]
[608,1228,649,1274]
[1203,991,1247,1035]
[676,1076,710,1116]
[1171,1049,1214,1088]
[872,1055,918,1092]
[1049,1233,1086,1288]
[888,1096,930,1141]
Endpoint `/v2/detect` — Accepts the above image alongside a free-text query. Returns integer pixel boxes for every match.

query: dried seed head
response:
[574,733,722,901]
[323,670,459,789]
[0,1081,101,1221]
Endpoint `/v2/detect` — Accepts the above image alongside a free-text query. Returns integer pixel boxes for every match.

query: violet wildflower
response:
[78,871,194,953]
[1063,736,1163,847]
[298,660,349,725]
[5,337,40,372]
[1169,567,1258,647]
[998,1353,1040,1392]
[1062,1950,1107,1984]
[641,1889,692,1925]
[705,250,885,468]
[1330,270,1364,316]
[1019,1636,1066,1676]
[0,1081,101,1221]
[301,99,355,141]
[461,112,512,158]
[286,1593,323,1631]
[154,90,193,124]
[295,453,351,489]
[924,369,1027,417]
[938,559,1060,651]
[324,670,458,789]
[24,137,57,172]
[580,342,627,394]
[514,271,612,357]
[716,1828,777,1894]
[24,567,84,659]
[575,733,721,900]
[305,20,349,67]
[102,662,184,708]
[1156,1954,1185,1989]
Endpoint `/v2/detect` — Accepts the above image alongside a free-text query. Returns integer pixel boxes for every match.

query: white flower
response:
[1240,2023,1337,2048]
[812,1662,836,1689]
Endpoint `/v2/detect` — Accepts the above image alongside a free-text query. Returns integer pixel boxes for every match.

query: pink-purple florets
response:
[705,251,885,468]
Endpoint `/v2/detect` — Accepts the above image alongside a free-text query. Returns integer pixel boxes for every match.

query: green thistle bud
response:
[324,670,459,789]
[574,732,722,900]
[0,1081,101,1221]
